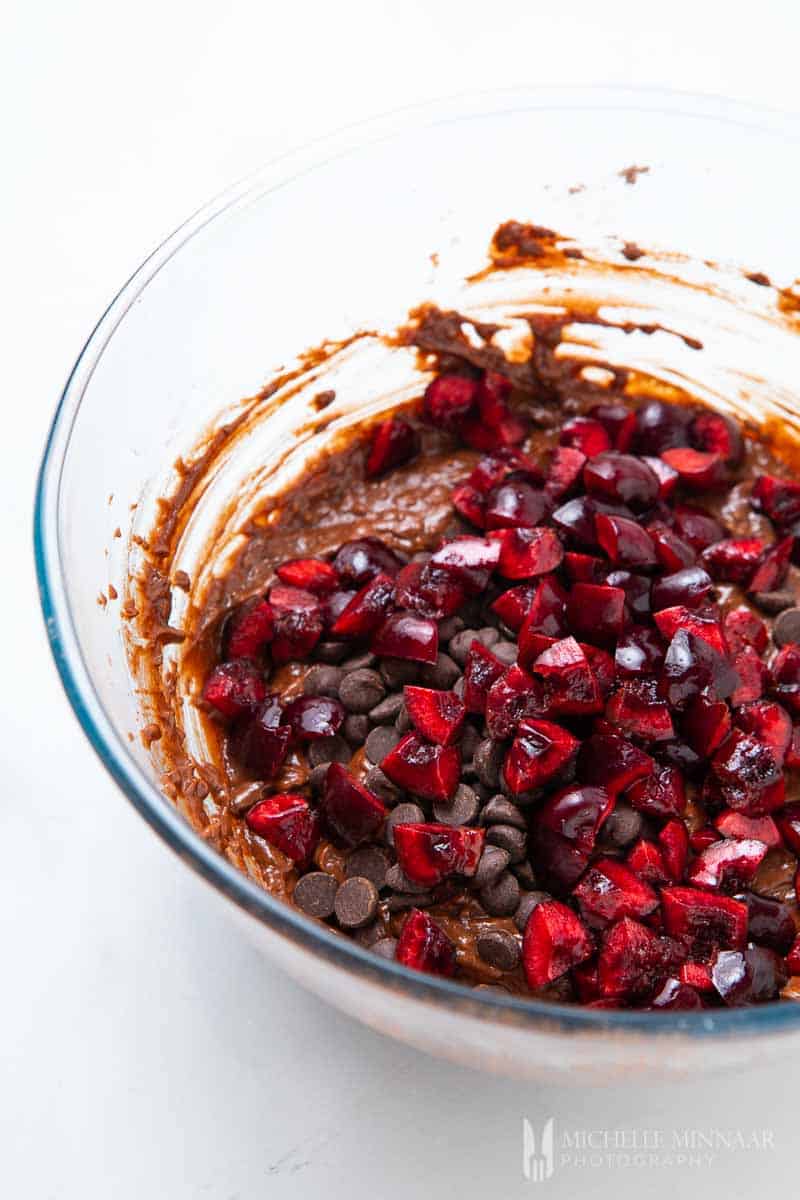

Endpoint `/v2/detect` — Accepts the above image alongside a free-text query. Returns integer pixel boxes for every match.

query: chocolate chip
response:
[480,795,527,829]
[753,589,796,614]
[476,928,521,971]
[385,890,433,911]
[385,863,429,893]
[372,936,398,960]
[346,845,389,889]
[492,640,518,665]
[486,824,527,863]
[355,921,383,947]
[473,983,509,996]
[411,550,432,564]
[339,669,386,713]
[460,723,481,760]
[334,876,378,928]
[342,651,378,671]
[365,765,403,806]
[433,783,480,826]
[369,693,404,723]
[511,860,537,888]
[452,676,466,700]
[395,703,412,733]
[384,802,425,845]
[480,870,520,916]
[309,763,330,793]
[343,714,370,745]
[602,802,643,848]
[315,641,349,664]
[419,652,461,690]
[229,781,266,815]
[514,890,551,932]
[476,626,500,648]
[379,657,419,688]
[438,616,465,642]
[774,607,800,647]
[474,845,510,887]
[293,871,338,918]
[449,629,481,665]
[302,664,344,698]
[307,734,350,768]
[474,738,504,789]
[365,725,401,763]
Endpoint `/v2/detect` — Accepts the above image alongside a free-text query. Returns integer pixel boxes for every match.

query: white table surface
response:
[5,2,800,1195]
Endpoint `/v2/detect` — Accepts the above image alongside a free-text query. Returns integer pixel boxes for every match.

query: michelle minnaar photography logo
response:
[523,1117,775,1180]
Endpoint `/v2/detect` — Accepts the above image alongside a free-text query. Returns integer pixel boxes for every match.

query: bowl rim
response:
[34,85,800,1037]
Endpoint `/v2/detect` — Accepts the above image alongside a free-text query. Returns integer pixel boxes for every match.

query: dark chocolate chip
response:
[474,845,510,888]
[486,824,527,863]
[514,890,552,932]
[229,781,266,815]
[492,640,518,665]
[384,802,425,846]
[293,871,338,919]
[339,669,386,713]
[365,725,401,764]
[302,664,344,698]
[379,657,420,688]
[315,641,349,664]
[343,714,371,746]
[476,626,500,648]
[774,607,800,647]
[307,734,351,768]
[476,928,521,971]
[753,589,796,615]
[395,703,412,734]
[354,921,383,947]
[449,629,481,665]
[452,676,466,701]
[369,693,404,723]
[511,860,537,888]
[309,763,330,793]
[365,765,403,806]
[385,863,430,894]
[602,802,643,848]
[372,936,399,960]
[438,616,465,642]
[480,870,520,916]
[342,651,378,671]
[433,783,480,826]
[419,652,461,690]
[460,723,481,761]
[474,738,504,789]
[385,890,433,911]
[480,795,527,829]
[345,845,389,889]
[334,876,379,928]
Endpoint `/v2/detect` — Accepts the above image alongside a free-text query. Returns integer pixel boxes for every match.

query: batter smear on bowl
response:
[130,221,800,1009]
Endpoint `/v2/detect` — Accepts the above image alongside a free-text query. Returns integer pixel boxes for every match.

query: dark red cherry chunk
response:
[522,900,593,988]
[380,733,460,802]
[422,373,478,430]
[246,793,320,867]
[322,763,387,845]
[393,822,485,885]
[584,452,660,511]
[203,659,267,719]
[332,537,404,585]
[224,599,275,659]
[396,908,456,976]
[365,417,419,477]
[372,612,439,663]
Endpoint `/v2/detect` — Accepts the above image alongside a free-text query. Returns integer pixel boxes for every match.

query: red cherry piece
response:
[202,660,267,719]
[380,733,460,803]
[651,566,713,611]
[661,886,748,958]
[484,481,548,530]
[653,606,726,655]
[711,730,782,810]
[246,793,320,867]
[517,577,568,664]
[396,908,456,976]
[276,559,339,594]
[579,732,654,796]
[522,900,593,988]
[642,455,679,500]
[701,538,765,584]
[661,447,724,489]
[393,822,485,886]
[331,572,396,637]
[229,696,291,778]
[566,583,626,644]
[615,626,666,678]
[683,695,732,757]
[403,685,466,746]
[751,475,800,527]
[395,561,465,620]
[532,637,603,716]
[563,552,605,583]
[690,411,743,465]
[658,818,689,880]
[283,695,345,741]
[724,606,769,655]
[545,445,587,499]
[574,857,659,928]
[463,641,506,714]
[659,629,739,710]
[485,665,543,739]
[584,452,660,511]
[730,647,767,706]
[490,582,539,633]
[711,946,787,1006]
[504,718,580,795]
[771,643,800,715]
[735,700,792,764]
[269,584,324,664]
[633,400,691,456]
[627,839,670,886]
[365,417,419,477]
[595,513,657,569]
[714,810,781,847]
[537,785,614,855]
[451,482,486,528]
[747,536,794,594]
[688,838,768,890]
[224,599,275,659]
[597,917,680,1000]
[650,527,696,572]
[559,416,612,457]
[422,374,478,430]
[627,765,686,818]
[673,505,726,550]
[322,763,387,845]
[490,527,564,579]
[590,403,637,450]
[372,612,439,663]
[605,677,674,741]
[332,537,404,586]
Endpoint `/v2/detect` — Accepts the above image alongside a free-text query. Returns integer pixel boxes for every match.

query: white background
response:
[5,2,800,1196]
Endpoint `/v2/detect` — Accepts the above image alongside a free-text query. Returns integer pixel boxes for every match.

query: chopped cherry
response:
[688,837,768,890]
[276,558,339,594]
[490,526,564,579]
[332,537,404,585]
[579,733,654,796]
[605,678,674,741]
[522,900,593,988]
[393,822,485,885]
[490,581,540,633]
[584,452,660,511]
[372,612,439,663]
[689,410,743,465]
[566,582,626,644]
[730,647,766,706]
[633,400,691,456]
[590,403,637,450]
[517,577,568,662]
[701,538,765,584]
[322,763,387,845]
[627,764,686,817]
[751,475,800,527]
[673,505,725,551]
[776,803,800,855]
[365,417,419,477]
[615,626,665,677]
[224,599,275,659]
[563,551,605,582]
[246,793,320,867]
[380,733,460,803]
[559,416,612,457]
[537,785,614,854]
[283,696,345,741]
[661,447,724,489]
[485,665,542,739]
[714,811,781,847]
[660,886,748,958]
[658,818,689,881]
[422,373,478,430]
[682,695,731,756]
[463,641,506,714]
[735,700,792,764]
[574,858,658,928]
[659,629,738,710]
[396,908,456,976]
[712,947,787,1006]
[736,892,795,953]
[595,513,657,568]
[545,445,587,499]
[504,718,580,795]
[597,917,680,1001]
[395,561,465,619]
[452,482,486,528]
[484,481,548,529]
[532,637,603,716]
[651,565,713,611]
[642,455,679,500]
[711,730,782,809]
[331,572,396,637]
[747,536,794,594]
[653,606,727,655]
[650,978,703,1009]
[269,584,323,664]
[627,839,670,886]
[650,526,696,572]
[770,643,800,714]
[229,696,291,778]
[403,685,466,746]
[202,660,268,719]
[724,606,769,654]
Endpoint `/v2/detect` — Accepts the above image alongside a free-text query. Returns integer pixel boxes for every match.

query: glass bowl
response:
[35,87,800,1080]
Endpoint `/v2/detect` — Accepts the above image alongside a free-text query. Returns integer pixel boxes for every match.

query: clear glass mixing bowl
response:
[35,88,800,1080]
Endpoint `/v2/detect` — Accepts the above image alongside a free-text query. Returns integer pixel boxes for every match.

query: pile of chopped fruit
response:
[201,366,800,1009]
